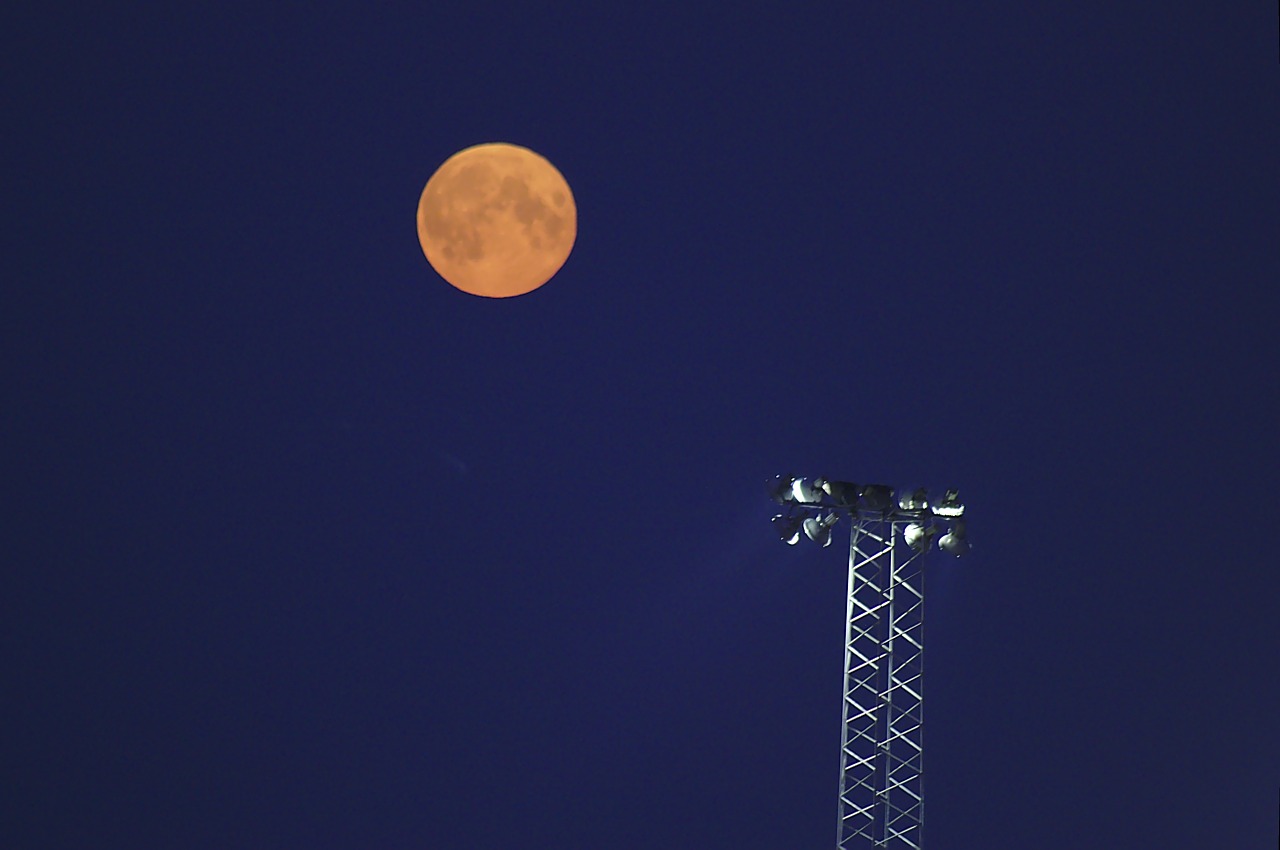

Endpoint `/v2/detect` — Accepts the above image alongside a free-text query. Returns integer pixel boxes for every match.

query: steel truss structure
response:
[769,477,966,850]
[837,516,926,850]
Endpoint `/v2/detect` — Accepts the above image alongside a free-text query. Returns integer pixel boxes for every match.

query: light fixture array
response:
[768,475,968,556]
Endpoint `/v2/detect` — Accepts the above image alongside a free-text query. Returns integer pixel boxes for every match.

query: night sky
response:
[6,3,1277,848]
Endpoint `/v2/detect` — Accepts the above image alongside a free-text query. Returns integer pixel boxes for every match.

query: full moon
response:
[416,143,577,298]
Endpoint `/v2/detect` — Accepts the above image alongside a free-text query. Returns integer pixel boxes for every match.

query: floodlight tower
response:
[768,476,968,850]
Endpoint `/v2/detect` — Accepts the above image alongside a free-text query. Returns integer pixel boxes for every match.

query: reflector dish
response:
[938,521,968,556]
[772,514,802,545]
[822,480,860,507]
[898,487,929,511]
[791,478,825,505]
[861,484,894,513]
[803,517,834,547]
[903,522,937,552]
[932,489,965,517]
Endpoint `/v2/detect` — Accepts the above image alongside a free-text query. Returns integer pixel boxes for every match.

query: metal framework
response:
[837,516,926,850]
[769,478,966,850]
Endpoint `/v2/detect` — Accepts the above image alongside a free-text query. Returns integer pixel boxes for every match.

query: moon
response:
[416,143,577,298]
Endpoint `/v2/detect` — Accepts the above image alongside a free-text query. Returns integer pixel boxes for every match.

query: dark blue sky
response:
[6,3,1277,848]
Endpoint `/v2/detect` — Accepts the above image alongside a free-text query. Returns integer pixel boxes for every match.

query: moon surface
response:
[416,143,577,298]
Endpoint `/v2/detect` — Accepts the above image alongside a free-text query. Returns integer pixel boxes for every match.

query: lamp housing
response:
[932,489,965,518]
[938,521,968,556]
[903,522,938,552]
[803,513,840,547]
[898,487,929,511]
[860,484,895,514]
[790,478,825,505]
[821,480,860,507]
[772,514,803,545]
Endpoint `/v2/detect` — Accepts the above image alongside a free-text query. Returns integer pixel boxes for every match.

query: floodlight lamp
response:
[898,487,929,511]
[790,477,825,505]
[931,489,965,517]
[938,521,968,556]
[821,480,860,507]
[803,513,839,547]
[772,514,803,545]
[860,484,894,514]
[903,522,938,552]
[767,474,797,504]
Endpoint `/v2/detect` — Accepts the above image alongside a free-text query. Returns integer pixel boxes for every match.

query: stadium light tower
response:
[768,476,969,850]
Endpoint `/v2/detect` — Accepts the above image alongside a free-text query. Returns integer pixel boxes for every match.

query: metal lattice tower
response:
[837,516,926,849]
[767,477,968,850]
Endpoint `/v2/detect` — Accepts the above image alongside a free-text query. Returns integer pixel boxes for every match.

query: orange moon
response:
[416,143,577,298]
